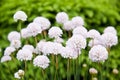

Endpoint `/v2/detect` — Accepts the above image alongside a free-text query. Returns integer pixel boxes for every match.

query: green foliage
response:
[0,0,120,80]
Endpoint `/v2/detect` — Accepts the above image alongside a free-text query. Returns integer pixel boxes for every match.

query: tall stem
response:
[43,31,47,39]
[42,69,45,80]
[67,58,71,80]
[54,55,58,80]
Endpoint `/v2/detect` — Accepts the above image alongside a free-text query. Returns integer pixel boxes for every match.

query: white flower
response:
[48,27,63,38]
[73,26,88,38]
[18,69,24,77]
[88,39,101,47]
[66,35,86,51]
[55,12,69,24]
[4,46,15,56]
[1,56,11,62]
[71,16,84,27]
[87,29,101,39]
[54,37,64,43]
[13,11,27,22]
[101,33,118,48]
[8,31,20,42]
[104,26,117,35]
[112,68,119,74]
[33,17,51,30]
[89,68,98,74]
[17,49,33,61]
[33,55,50,69]
[10,40,21,49]
[89,45,108,62]
[27,22,42,37]
[63,21,74,31]
[22,45,34,52]
[14,72,20,79]
[42,42,63,55]
[60,47,78,59]
[21,28,31,38]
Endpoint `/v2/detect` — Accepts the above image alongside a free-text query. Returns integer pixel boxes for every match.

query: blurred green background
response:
[0,0,120,80]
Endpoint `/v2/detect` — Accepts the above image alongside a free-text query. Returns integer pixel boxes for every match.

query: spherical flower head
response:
[89,45,108,62]
[10,40,21,49]
[63,21,74,31]
[21,28,31,39]
[27,22,42,37]
[48,26,63,38]
[22,45,34,52]
[13,11,27,22]
[8,31,20,42]
[17,49,33,61]
[66,35,86,51]
[112,68,119,74]
[55,12,69,24]
[33,17,51,30]
[73,26,88,38]
[4,46,16,56]
[88,39,102,48]
[33,55,50,69]
[82,63,87,68]
[87,29,101,39]
[54,37,64,43]
[35,40,46,54]
[14,72,20,79]
[1,56,11,62]
[71,16,84,27]
[89,68,98,75]
[18,69,24,77]
[101,33,118,48]
[42,42,63,55]
[60,46,78,59]
[104,26,117,35]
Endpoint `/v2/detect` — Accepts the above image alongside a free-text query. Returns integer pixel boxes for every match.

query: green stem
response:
[67,58,70,80]
[54,55,58,80]
[42,69,45,80]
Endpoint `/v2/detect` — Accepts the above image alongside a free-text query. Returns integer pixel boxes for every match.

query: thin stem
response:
[54,55,58,80]
[68,31,71,38]
[43,31,47,39]
[98,62,103,80]
[35,36,38,45]
[24,60,27,80]
[42,69,45,80]
[67,58,70,80]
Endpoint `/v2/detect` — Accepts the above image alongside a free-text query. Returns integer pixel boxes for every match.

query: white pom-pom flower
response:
[66,35,86,51]
[104,26,117,35]
[33,17,51,30]
[87,29,101,39]
[71,16,84,27]
[17,49,33,61]
[22,45,34,52]
[101,33,118,48]
[21,28,31,39]
[89,68,98,75]
[4,46,16,56]
[42,42,63,55]
[63,21,74,31]
[88,39,102,47]
[60,47,78,59]
[73,26,88,38]
[27,22,42,37]
[56,12,69,24]
[54,37,64,43]
[48,27,63,38]
[8,31,20,42]
[1,56,11,62]
[89,45,108,62]
[18,69,24,77]
[13,11,27,22]
[14,72,21,79]
[33,55,50,69]
[10,40,21,49]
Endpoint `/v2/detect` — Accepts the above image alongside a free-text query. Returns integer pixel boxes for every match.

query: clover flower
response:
[73,26,88,38]
[4,46,15,56]
[89,45,108,62]
[56,12,69,24]
[22,45,34,52]
[21,28,31,39]
[27,22,42,37]
[33,17,51,30]
[48,26,63,38]
[13,10,27,22]
[1,56,11,62]
[8,31,20,42]
[54,37,64,43]
[33,55,50,69]
[63,21,74,31]
[89,68,98,75]
[17,49,33,61]
[88,39,102,47]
